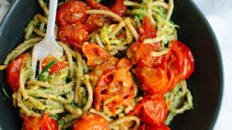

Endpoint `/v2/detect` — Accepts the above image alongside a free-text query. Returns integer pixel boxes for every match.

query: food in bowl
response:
[0,0,194,129]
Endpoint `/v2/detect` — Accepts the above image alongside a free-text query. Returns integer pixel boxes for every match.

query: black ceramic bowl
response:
[0,0,223,130]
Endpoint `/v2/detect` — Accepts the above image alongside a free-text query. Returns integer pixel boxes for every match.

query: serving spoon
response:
[31,0,63,78]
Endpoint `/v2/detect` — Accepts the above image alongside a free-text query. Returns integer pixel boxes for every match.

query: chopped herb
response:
[1,87,10,99]
[37,60,55,80]
[53,114,59,120]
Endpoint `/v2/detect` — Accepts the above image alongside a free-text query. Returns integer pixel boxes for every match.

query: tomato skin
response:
[129,95,168,126]
[7,53,30,91]
[73,113,110,130]
[139,123,170,130]
[82,43,112,66]
[139,16,157,41]
[133,66,170,94]
[84,14,110,32]
[86,0,109,10]
[22,114,58,130]
[111,0,127,16]
[56,1,88,26]
[58,21,89,48]
[168,41,195,80]
[93,58,135,115]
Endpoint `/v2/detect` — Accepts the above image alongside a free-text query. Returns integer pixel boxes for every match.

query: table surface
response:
[0,0,232,130]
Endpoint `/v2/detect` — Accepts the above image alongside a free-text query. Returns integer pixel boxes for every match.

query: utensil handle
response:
[45,0,58,40]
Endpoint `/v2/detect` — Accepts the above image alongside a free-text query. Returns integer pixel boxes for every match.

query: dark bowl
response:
[0,0,223,130]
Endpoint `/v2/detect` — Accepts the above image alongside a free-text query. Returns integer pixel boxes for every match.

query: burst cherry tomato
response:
[127,42,163,67]
[111,0,127,16]
[56,1,88,26]
[86,0,109,9]
[139,123,170,130]
[84,14,110,32]
[22,114,58,130]
[58,21,89,48]
[7,53,30,91]
[82,43,112,66]
[168,41,195,80]
[41,56,68,75]
[133,66,171,94]
[139,16,157,41]
[130,95,168,125]
[73,113,110,130]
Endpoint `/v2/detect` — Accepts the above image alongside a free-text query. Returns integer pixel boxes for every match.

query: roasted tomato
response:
[133,66,171,94]
[22,114,58,130]
[58,21,89,48]
[86,0,109,10]
[56,1,88,26]
[73,113,110,130]
[127,42,163,67]
[130,95,168,125]
[82,43,112,66]
[111,0,127,16]
[84,14,110,32]
[41,56,68,75]
[139,16,157,41]
[168,41,195,80]
[139,123,170,130]
[93,58,135,115]
[7,53,30,91]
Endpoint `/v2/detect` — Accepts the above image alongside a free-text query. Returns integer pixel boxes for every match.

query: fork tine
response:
[31,53,38,79]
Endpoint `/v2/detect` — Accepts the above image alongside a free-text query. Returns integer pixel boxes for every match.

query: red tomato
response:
[130,95,168,125]
[41,56,68,75]
[73,113,110,130]
[139,16,157,41]
[56,1,88,26]
[7,53,30,91]
[133,66,171,94]
[111,0,127,16]
[127,42,162,67]
[168,41,195,80]
[93,59,135,115]
[139,123,170,130]
[22,114,58,130]
[84,14,110,32]
[49,61,68,75]
[58,21,89,48]
[82,43,112,66]
[86,0,109,10]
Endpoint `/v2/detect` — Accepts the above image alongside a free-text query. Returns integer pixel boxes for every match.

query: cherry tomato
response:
[58,21,89,48]
[86,0,109,10]
[168,41,195,80]
[93,59,135,115]
[84,14,110,32]
[139,123,170,130]
[82,43,112,66]
[139,16,157,41]
[133,66,171,94]
[130,95,168,125]
[22,114,58,130]
[90,57,118,86]
[111,0,127,16]
[56,1,88,26]
[7,53,30,91]
[73,113,110,130]
[127,42,162,67]
[42,56,68,75]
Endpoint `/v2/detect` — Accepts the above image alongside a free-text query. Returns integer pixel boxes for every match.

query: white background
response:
[0,0,232,129]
